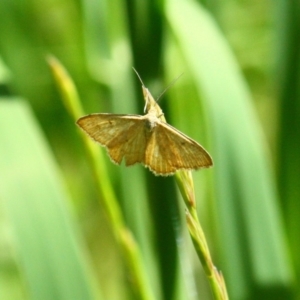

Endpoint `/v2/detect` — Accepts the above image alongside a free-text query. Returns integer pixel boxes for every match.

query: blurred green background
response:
[0,0,299,299]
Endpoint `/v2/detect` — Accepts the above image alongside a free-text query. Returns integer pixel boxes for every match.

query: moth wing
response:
[145,122,213,175]
[77,114,147,166]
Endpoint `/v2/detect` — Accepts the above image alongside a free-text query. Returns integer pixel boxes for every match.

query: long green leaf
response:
[276,0,300,298]
[165,0,293,298]
[0,100,98,300]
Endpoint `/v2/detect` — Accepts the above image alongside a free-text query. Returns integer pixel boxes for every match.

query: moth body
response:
[144,113,159,132]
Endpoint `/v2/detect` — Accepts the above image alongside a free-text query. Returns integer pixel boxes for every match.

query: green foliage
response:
[0,100,97,299]
[0,0,298,299]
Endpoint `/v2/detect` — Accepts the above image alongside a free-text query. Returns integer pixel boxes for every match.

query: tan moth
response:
[76,70,213,176]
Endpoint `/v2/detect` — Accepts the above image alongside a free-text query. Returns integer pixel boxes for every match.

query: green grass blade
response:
[166,0,293,298]
[82,0,165,297]
[276,0,300,297]
[0,100,98,300]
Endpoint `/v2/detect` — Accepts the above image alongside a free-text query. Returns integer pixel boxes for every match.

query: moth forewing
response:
[143,120,212,175]
[77,114,142,144]
[77,114,148,165]
[160,122,213,167]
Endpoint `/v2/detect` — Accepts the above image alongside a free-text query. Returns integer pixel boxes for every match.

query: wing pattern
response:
[77,113,213,175]
[145,121,213,175]
[77,114,147,165]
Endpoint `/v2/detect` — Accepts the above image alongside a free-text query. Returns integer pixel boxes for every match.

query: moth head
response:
[132,67,164,117]
[142,86,155,113]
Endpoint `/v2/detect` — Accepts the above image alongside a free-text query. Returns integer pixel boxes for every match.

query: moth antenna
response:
[156,73,184,102]
[132,67,183,104]
[132,67,149,112]
[132,67,145,86]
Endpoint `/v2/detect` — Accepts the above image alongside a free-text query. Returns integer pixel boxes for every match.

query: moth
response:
[76,71,213,176]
